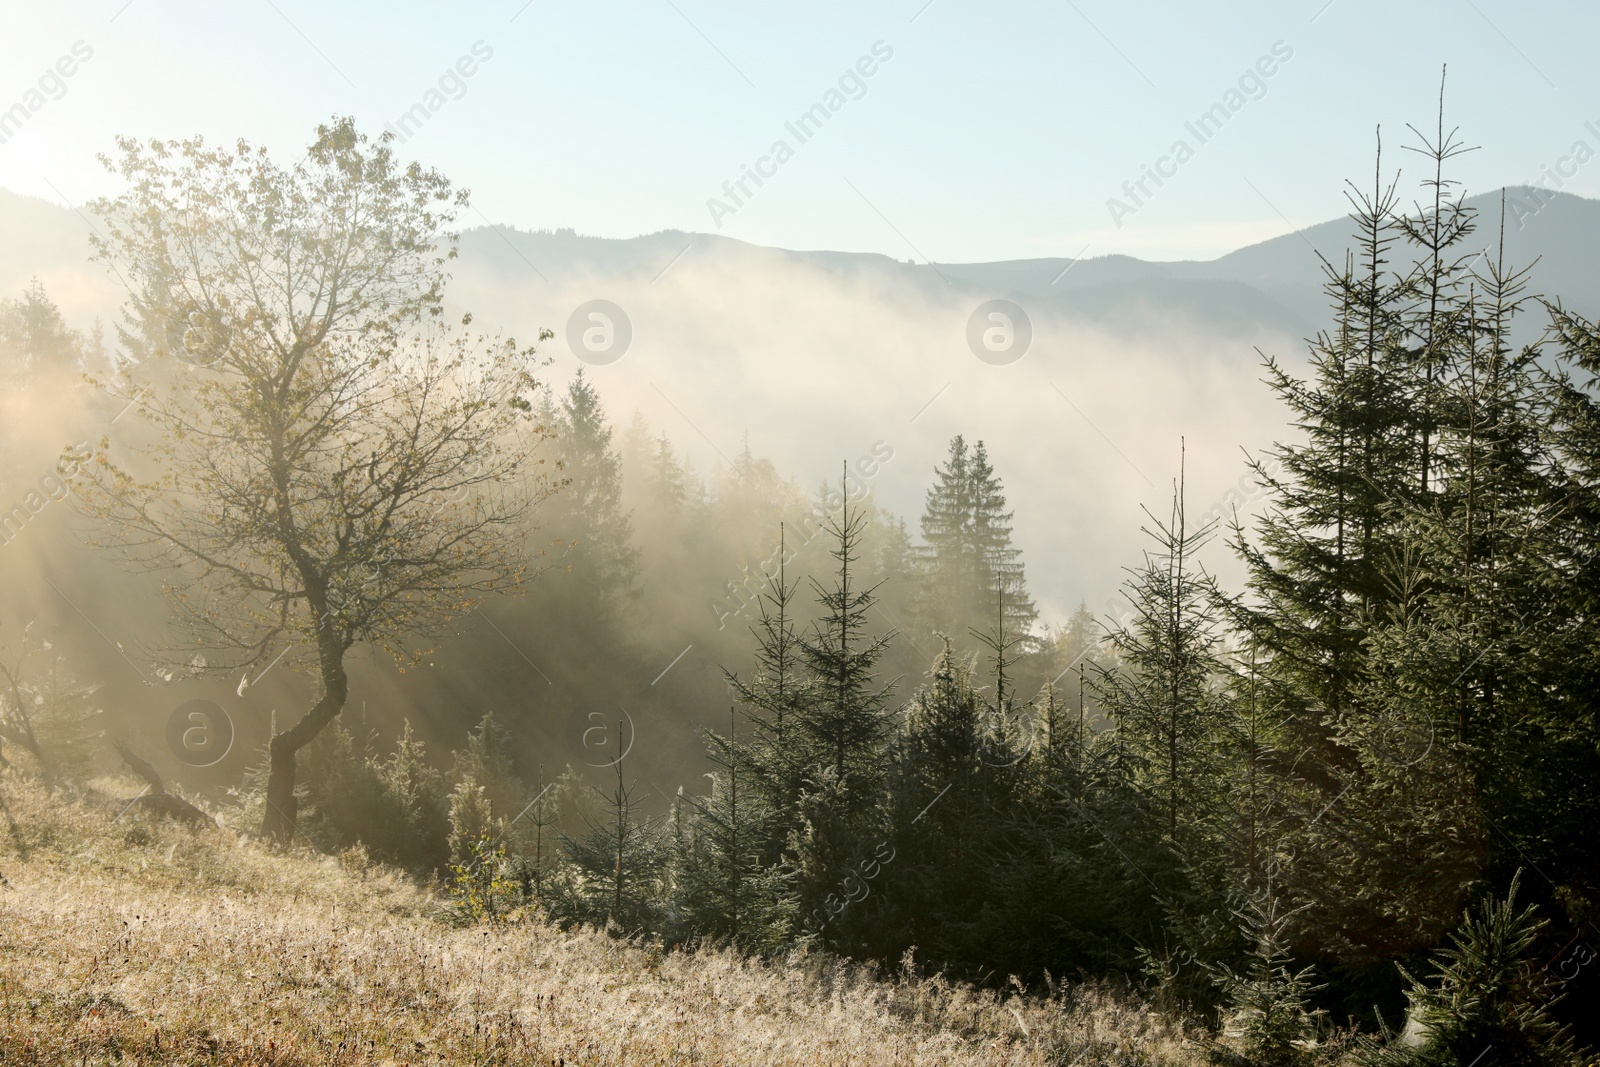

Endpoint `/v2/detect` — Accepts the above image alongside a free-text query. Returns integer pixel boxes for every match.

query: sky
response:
[2,1,1598,263]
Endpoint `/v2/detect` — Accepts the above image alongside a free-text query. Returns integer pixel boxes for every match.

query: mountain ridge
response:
[6,183,1594,336]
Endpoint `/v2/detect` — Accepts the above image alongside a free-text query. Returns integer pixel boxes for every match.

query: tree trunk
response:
[259,649,349,844]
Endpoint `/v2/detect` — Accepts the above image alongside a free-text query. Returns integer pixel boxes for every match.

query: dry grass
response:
[0,773,1208,1066]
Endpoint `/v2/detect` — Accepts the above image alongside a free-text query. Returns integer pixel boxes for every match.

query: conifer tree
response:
[1359,874,1582,1067]
[984,686,1173,981]
[450,711,569,867]
[0,278,97,373]
[560,757,664,930]
[1235,136,1421,724]
[551,369,638,613]
[0,623,102,784]
[447,775,496,866]
[1097,449,1232,848]
[795,473,896,790]
[723,524,814,858]
[516,764,573,903]
[1227,131,1502,974]
[788,472,896,936]
[1396,75,1478,495]
[863,634,1028,974]
[451,712,524,813]
[1210,865,1325,1067]
[618,410,654,484]
[371,721,452,870]
[649,432,688,513]
[913,435,1036,645]
[969,441,1038,638]
[673,708,798,950]
[301,721,451,870]
[1536,300,1600,891]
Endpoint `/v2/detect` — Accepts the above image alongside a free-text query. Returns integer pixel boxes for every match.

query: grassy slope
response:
[0,774,1204,1066]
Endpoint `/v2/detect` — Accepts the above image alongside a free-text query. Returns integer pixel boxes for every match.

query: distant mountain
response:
[6,183,1593,355]
[4,184,1596,621]
[450,185,1598,343]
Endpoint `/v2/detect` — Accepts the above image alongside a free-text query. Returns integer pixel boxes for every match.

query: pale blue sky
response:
[2,0,1597,262]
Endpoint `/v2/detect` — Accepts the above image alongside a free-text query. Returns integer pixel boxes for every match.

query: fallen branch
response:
[111,738,216,829]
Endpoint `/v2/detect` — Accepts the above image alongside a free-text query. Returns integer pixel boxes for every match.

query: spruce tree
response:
[1359,874,1582,1067]
[0,278,95,372]
[552,369,638,613]
[1097,449,1232,849]
[1228,130,1505,976]
[559,758,664,930]
[969,441,1038,639]
[1396,75,1478,495]
[789,472,896,937]
[1537,300,1600,895]
[1210,866,1325,1067]
[673,708,798,950]
[795,473,896,790]
[913,435,1037,646]
[985,687,1173,981]
[1235,135,1422,725]
[649,431,688,513]
[723,524,814,859]
[447,775,496,867]
[864,633,1028,976]
[517,764,573,903]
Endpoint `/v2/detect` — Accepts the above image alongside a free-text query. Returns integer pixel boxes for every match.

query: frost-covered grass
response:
[0,773,1206,1065]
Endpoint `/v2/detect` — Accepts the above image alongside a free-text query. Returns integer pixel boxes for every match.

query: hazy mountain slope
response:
[1186,186,1600,327]
[3,184,1594,623]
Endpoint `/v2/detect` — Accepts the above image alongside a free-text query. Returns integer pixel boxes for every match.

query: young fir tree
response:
[1359,874,1582,1067]
[1396,74,1479,497]
[301,720,451,871]
[1290,202,1557,968]
[1209,863,1325,1067]
[449,711,575,879]
[371,721,452,870]
[559,757,664,931]
[672,707,798,951]
[513,764,574,904]
[1229,131,1499,976]
[1092,450,1243,1000]
[1536,300,1600,895]
[722,524,814,861]
[986,672,1173,982]
[1096,448,1232,851]
[1289,532,1486,966]
[789,472,896,937]
[864,630,1027,978]
[447,775,496,867]
[450,713,525,827]
[794,472,897,791]
[1407,215,1564,839]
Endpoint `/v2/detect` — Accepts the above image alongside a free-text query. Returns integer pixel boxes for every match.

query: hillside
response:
[0,773,1203,1066]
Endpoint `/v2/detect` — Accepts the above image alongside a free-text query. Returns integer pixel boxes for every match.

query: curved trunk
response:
[259,645,349,845]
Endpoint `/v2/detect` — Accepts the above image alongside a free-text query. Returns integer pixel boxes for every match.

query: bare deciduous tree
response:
[81,118,555,843]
